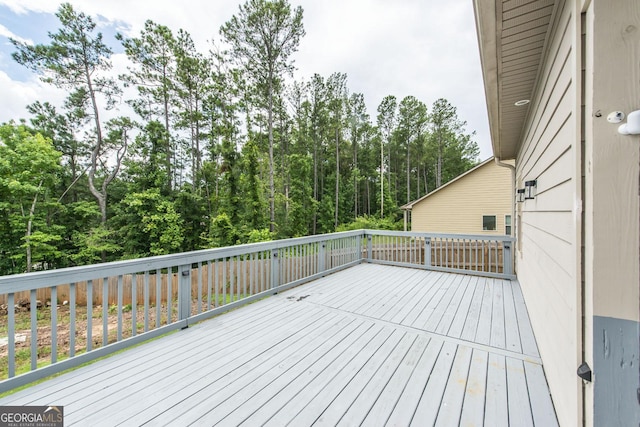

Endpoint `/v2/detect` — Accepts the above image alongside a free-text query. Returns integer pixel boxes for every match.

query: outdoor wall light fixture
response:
[524,180,537,199]
[516,188,526,203]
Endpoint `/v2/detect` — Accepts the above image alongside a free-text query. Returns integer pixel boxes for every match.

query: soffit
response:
[474,0,557,159]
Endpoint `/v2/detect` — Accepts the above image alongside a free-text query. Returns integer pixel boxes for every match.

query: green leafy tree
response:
[221,0,305,232]
[0,123,63,274]
[376,96,397,217]
[429,98,479,188]
[11,3,124,240]
[116,189,184,257]
[117,20,177,189]
[396,96,428,204]
[173,29,210,187]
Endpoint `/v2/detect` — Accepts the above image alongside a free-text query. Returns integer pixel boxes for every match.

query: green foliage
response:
[116,190,184,257]
[245,228,274,243]
[0,123,63,274]
[207,213,239,248]
[336,215,403,232]
[71,226,121,265]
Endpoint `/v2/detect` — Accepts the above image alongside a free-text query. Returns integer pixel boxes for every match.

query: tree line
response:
[0,1,479,275]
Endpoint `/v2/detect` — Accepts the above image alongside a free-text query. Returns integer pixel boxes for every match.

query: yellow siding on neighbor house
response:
[515,1,582,425]
[410,160,512,235]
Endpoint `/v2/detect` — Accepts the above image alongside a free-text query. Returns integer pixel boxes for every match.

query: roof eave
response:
[473,0,503,158]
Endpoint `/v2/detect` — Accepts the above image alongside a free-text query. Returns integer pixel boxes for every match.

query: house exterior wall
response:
[583,0,640,425]
[410,160,513,234]
[514,0,583,425]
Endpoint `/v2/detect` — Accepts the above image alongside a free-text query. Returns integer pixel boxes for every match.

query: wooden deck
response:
[0,264,558,426]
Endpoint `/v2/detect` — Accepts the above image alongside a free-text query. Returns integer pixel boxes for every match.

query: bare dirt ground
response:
[0,300,206,379]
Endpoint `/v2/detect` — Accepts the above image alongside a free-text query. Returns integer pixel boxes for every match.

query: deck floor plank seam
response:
[304,300,542,364]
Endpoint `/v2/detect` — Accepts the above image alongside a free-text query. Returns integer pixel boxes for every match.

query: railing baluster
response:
[87,280,93,352]
[8,293,15,377]
[214,260,219,307]
[167,269,172,324]
[243,254,247,298]
[144,272,149,333]
[197,262,203,314]
[131,274,137,337]
[207,261,213,310]
[155,269,161,328]
[51,286,57,364]
[30,289,37,370]
[102,278,108,346]
[222,258,227,305]
[117,275,123,341]
[69,282,76,357]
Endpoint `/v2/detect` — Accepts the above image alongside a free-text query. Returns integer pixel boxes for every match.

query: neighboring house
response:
[474,0,639,426]
[401,157,513,235]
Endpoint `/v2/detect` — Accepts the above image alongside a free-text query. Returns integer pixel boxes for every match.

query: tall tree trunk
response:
[24,181,43,273]
[380,137,384,218]
[353,136,358,219]
[406,140,410,204]
[436,130,443,188]
[268,76,275,233]
[313,133,318,234]
[334,127,339,229]
[163,64,172,191]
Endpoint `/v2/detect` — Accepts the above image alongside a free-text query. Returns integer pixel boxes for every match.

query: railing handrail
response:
[0,229,364,294]
[362,229,516,242]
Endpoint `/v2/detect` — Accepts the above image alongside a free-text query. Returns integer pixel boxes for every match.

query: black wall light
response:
[524,180,537,199]
[516,188,525,203]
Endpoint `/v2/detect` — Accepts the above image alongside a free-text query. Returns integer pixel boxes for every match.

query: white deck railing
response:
[0,230,513,391]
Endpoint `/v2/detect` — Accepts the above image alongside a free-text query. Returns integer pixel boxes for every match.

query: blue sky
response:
[0,0,493,159]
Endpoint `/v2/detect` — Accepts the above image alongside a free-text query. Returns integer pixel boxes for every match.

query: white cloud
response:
[0,70,66,122]
[0,23,32,45]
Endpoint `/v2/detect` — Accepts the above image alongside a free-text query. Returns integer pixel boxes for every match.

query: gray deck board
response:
[459,349,489,426]
[0,264,557,426]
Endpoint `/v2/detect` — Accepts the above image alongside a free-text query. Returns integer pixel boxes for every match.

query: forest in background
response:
[0,1,479,276]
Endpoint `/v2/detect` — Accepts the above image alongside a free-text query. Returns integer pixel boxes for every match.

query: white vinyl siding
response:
[514,1,582,425]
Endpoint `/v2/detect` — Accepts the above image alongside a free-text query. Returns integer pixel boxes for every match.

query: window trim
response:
[505,214,512,236]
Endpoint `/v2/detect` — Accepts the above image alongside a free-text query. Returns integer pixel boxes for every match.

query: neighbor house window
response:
[505,215,512,235]
[482,215,497,231]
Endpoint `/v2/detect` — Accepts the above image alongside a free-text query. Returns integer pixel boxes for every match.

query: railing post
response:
[424,237,432,268]
[503,240,513,277]
[271,249,280,288]
[367,234,372,262]
[318,242,326,273]
[178,264,191,322]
